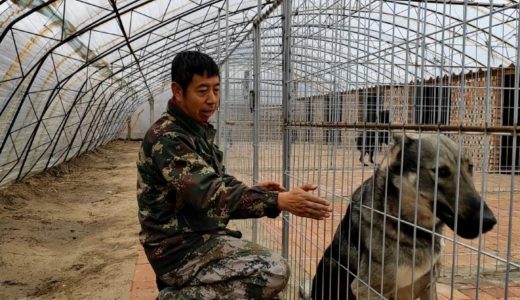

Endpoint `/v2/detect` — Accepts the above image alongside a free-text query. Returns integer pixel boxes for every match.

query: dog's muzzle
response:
[481,205,497,233]
[437,197,496,239]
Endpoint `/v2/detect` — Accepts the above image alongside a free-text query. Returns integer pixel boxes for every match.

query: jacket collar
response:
[167,99,216,143]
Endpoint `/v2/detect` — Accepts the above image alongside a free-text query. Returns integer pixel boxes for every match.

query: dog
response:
[356,131,389,166]
[312,133,496,300]
[356,111,390,166]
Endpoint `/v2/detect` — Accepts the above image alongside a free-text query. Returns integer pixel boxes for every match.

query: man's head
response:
[171,51,220,124]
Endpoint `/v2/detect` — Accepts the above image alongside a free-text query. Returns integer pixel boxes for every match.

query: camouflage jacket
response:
[137,101,280,276]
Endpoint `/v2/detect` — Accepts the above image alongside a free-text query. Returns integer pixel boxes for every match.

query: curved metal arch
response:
[0,0,60,43]
[288,4,519,69]
[83,88,140,153]
[0,0,166,44]
[79,87,138,156]
[120,32,412,96]
[121,2,520,85]
[24,80,134,178]
[66,86,129,161]
[16,0,512,126]
[14,66,119,180]
[13,54,140,180]
[62,76,132,162]
[25,45,177,175]
[92,88,137,144]
[5,0,516,105]
[21,20,247,142]
[43,72,116,169]
[0,0,234,115]
[20,10,258,125]
[10,0,256,104]
[76,17,404,101]
[3,0,261,83]
[255,52,384,93]
[0,0,229,166]
[288,8,516,68]
[293,2,518,52]
[258,36,445,89]
[5,0,520,183]
[48,44,251,150]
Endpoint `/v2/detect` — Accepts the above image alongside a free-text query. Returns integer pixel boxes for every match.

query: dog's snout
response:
[481,204,497,233]
[471,199,496,234]
[453,196,496,239]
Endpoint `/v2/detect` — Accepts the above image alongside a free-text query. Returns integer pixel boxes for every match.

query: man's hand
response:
[257,181,286,192]
[277,184,332,220]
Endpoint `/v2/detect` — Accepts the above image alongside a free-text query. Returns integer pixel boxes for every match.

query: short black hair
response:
[171,51,220,92]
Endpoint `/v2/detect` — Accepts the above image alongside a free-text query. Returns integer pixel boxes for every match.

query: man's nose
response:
[207,90,219,104]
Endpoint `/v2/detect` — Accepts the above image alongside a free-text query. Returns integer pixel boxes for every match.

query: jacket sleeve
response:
[151,133,280,228]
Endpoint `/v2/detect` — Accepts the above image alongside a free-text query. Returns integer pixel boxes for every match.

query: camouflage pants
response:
[157,235,290,300]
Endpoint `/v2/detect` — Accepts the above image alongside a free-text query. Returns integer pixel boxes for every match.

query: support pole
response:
[149,97,154,126]
[281,0,292,260]
[126,117,132,140]
[222,62,229,164]
[223,0,230,165]
[252,0,262,244]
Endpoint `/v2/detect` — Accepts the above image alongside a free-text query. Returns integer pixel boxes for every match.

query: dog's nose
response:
[481,206,497,233]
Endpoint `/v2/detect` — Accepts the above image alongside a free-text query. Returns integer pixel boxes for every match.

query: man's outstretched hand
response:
[277,184,332,220]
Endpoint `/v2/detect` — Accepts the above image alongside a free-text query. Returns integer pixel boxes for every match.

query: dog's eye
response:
[432,166,451,178]
[437,166,451,178]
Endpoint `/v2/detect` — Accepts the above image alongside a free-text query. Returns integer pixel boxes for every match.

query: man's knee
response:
[272,255,290,283]
[261,253,290,295]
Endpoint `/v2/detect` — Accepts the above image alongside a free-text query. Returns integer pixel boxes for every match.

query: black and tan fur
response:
[312,133,496,299]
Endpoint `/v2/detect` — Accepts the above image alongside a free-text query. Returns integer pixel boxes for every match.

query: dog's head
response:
[382,133,496,239]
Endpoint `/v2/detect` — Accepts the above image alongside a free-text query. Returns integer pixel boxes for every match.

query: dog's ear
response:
[392,132,404,146]
[391,132,412,147]
[389,133,418,174]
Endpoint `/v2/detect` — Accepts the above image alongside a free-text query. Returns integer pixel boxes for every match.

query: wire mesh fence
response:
[223,0,519,299]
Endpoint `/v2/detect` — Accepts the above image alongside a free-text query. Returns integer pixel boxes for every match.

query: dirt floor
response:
[0,140,142,300]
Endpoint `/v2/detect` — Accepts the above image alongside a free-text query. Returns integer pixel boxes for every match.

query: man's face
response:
[172,74,220,124]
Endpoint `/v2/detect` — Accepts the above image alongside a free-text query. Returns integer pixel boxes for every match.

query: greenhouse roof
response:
[0,0,518,185]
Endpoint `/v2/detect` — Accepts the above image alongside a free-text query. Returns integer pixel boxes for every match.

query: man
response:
[137,51,332,299]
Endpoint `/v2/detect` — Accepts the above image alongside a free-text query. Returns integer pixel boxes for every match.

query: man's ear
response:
[171,82,183,101]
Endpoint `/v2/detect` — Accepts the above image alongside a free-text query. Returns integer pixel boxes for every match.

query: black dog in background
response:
[356,110,390,166]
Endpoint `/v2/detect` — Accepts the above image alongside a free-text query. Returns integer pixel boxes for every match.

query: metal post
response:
[252,0,261,244]
[126,116,132,140]
[149,97,154,126]
[221,1,230,162]
[281,0,292,260]
[222,63,229,164]
[215,5,222,146]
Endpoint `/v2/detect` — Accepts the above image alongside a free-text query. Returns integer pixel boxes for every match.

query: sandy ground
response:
[0,140,142,300]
